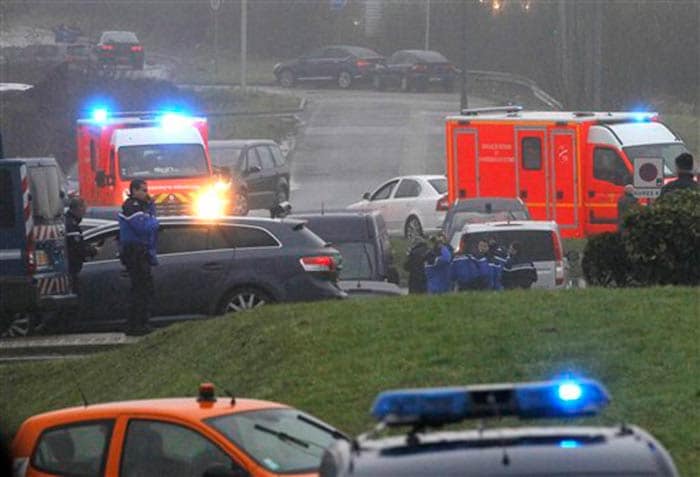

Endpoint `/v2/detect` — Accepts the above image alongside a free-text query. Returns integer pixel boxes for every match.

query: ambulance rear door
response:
[449,124,478,201]
[549,128,579,234]
[515,128,548,221]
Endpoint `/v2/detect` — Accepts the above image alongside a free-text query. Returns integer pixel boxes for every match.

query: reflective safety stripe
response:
[0,249,22,260]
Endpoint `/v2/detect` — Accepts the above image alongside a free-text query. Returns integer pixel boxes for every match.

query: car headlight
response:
[193,182,230,219]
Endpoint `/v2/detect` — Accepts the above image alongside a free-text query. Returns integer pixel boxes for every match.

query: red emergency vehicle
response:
[445,107,690,238]
[76,110,231,217]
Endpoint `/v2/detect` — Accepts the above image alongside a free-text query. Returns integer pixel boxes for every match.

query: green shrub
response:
[582,232,631,286]
[623,189,700,285]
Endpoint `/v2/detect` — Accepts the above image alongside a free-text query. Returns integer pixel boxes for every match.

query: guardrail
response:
[465,69,563,111]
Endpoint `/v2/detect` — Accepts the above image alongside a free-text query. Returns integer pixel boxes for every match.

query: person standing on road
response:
[118,179,159,336]
[617,184,639,231]
[502,241,538,289]
[404,236,429,294]
[65,197,97,294]
[424,235,452,294]
[660,152,698,197]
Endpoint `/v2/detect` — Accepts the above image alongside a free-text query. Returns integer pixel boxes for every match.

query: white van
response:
[450,220,569,289]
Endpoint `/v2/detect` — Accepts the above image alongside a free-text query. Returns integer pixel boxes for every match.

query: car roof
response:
[325,45,382,57]
[331,425,677,476]
[451,197,526,212]
[394,50,449,62]
[289,211,381,241]
[20,397,288,429]
[385,174,445,182]
[209,139,278,148]
[460,220,558,233]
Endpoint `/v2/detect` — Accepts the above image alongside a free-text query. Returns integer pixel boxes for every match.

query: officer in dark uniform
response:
[65,198,96,294]
[660,152,698,197]
[502,241,538,289]
[118,179,159,336]
[404,237,429,294]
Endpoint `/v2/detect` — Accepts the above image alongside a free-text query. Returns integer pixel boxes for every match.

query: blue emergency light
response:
[91,108,109,123]
[371,379,610,426]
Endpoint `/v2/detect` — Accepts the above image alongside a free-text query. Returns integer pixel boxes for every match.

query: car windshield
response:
[102,31,138,43]
[209,146,245,170]
[206,408,338,474]
[333,242,374,280]
[462,230,555,262]
[449,211,529,238]
[118,144,209,180]
[429,178,447,194]
[345,46,381,58]
[27,164,64,221]
[623,143,691,175]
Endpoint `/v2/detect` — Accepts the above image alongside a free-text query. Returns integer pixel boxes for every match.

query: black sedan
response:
[273,45,384,89]
[373,49,459,92]
[72,216,344,332]
[95,30,144,69]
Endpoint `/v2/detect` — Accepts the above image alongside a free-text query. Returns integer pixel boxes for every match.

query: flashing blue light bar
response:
[559,439,580,449]
[160,112,193,130]
[371,379,610,426]
[91,108,108,123]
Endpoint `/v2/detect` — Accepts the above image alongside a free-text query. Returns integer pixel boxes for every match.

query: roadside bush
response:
[623,189,700,285]
[582,232,630,287]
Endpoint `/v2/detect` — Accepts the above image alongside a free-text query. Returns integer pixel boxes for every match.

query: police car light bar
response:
[371,379,610,426]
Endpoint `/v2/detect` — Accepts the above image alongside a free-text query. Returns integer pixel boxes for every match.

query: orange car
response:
[12,384,346,477]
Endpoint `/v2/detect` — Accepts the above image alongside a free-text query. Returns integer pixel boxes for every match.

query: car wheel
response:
[404,216,424,241]
[338,70,353,89]
[0,312,38,338]
[400,76,410,92]
[373,75,384,91]
[234,190,249,216]
[279,69,295,88]
[269,187,289,218]
[219,287,272,314]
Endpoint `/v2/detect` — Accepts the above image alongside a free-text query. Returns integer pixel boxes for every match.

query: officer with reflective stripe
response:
[64,198,96,294]
[118,179,159,336]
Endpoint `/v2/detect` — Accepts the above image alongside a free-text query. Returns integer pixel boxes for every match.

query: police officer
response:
[404,237,429,294]
[118,179,159,336]
[502,241,538,289]
[617,184,639,231]
[660,152,698,197]
[65,197,96,294]
[424,235,452,294]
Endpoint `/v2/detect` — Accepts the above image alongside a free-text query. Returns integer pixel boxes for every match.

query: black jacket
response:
[65,211,95,275]
[659,173,699,197]
[404,241,429,294]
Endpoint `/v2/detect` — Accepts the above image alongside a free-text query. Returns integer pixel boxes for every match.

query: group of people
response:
[404,233,538,295]
[65,179,159,336]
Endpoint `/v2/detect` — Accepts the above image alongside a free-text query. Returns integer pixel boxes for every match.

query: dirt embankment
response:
[1,64,201,169]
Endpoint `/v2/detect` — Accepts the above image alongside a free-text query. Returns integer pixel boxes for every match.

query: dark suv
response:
[289,211,401,296]
[209,140,290,216]
[273,45,384,89]
[95,30,144,69]
[72,216,344,332]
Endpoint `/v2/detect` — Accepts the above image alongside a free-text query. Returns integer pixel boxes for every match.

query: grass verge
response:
[2,288,698,474]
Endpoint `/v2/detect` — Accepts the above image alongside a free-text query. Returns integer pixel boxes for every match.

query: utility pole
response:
[460,1,469,111]
[241,0,248,91]
[424,0,431,50]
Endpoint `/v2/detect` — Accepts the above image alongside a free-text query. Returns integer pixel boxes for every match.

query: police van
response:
[320,379,679,476]
[0,157,75,337]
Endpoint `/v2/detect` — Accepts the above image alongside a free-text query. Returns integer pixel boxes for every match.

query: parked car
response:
[1,158,76,338]
[273,45,384,89]
[288,211,401,296]
[347,175,448,240]
[373,49,459,92]
[209,140,290,216]
[71,216,344,332]
[442,197,531,245]
[321,379,679,477]
[12,383,348,477]
[450,220,569,289]
[95,30,144,69]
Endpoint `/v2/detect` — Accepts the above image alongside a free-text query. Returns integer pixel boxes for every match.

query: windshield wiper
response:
[297,414,351,441]
[253,424,325,450]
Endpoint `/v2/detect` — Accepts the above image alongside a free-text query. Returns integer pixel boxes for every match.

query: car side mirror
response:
[362,192,370,200]
[202,464,250,477]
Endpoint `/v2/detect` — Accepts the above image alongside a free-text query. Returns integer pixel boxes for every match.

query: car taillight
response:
[35,250,51,270]
[100,44,114,50]
[412,63,428,72]
[436,194,450,211]
[356,59,370,68]
[26,236,37,275]
[552,231,565,285]
[300,255,336,273]
[131,45,143,52]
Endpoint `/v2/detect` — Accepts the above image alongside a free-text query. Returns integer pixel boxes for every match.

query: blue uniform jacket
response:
[424,245,452,294]
[118,198,159,265]
[450,254,480,287]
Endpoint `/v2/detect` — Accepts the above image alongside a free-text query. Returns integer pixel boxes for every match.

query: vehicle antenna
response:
[62,352,89,407]
[485,392,510,466]
[321,202,325,215]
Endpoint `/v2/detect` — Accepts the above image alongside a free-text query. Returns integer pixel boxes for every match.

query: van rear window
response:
[0,170,16,227]
[28,165,63,221]
[462,230,555,262]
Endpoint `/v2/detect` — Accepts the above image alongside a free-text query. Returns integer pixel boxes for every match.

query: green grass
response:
[173,54,278,86]
[2,288,699,474]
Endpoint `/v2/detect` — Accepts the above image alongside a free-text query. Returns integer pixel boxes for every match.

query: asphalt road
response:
[287,87,492,211]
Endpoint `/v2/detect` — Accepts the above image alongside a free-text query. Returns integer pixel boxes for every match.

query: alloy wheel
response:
[338,71,353,89]
[405,216,424,241]
[280,70,295,88]
[224,290,268,313]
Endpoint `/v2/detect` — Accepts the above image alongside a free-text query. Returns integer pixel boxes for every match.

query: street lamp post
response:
[425,0,431,51]
[460,1,469,110]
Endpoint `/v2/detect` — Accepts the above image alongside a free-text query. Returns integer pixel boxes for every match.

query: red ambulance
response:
[76,110,233,217]
[445,107,690,238]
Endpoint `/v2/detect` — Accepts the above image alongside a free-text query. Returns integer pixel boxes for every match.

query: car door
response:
[366,179,400,234]
[79,229,131,330]
[297,47,327,79]
[389,178,423,232]
[152,224,229,318]
[255,145,279,206]
[241,147,266,210]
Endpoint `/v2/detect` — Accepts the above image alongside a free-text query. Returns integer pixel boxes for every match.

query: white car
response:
[347,175,448,239]
[450,220,570,289]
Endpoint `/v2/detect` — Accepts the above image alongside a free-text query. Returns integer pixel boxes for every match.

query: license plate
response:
[429,76,442,82]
